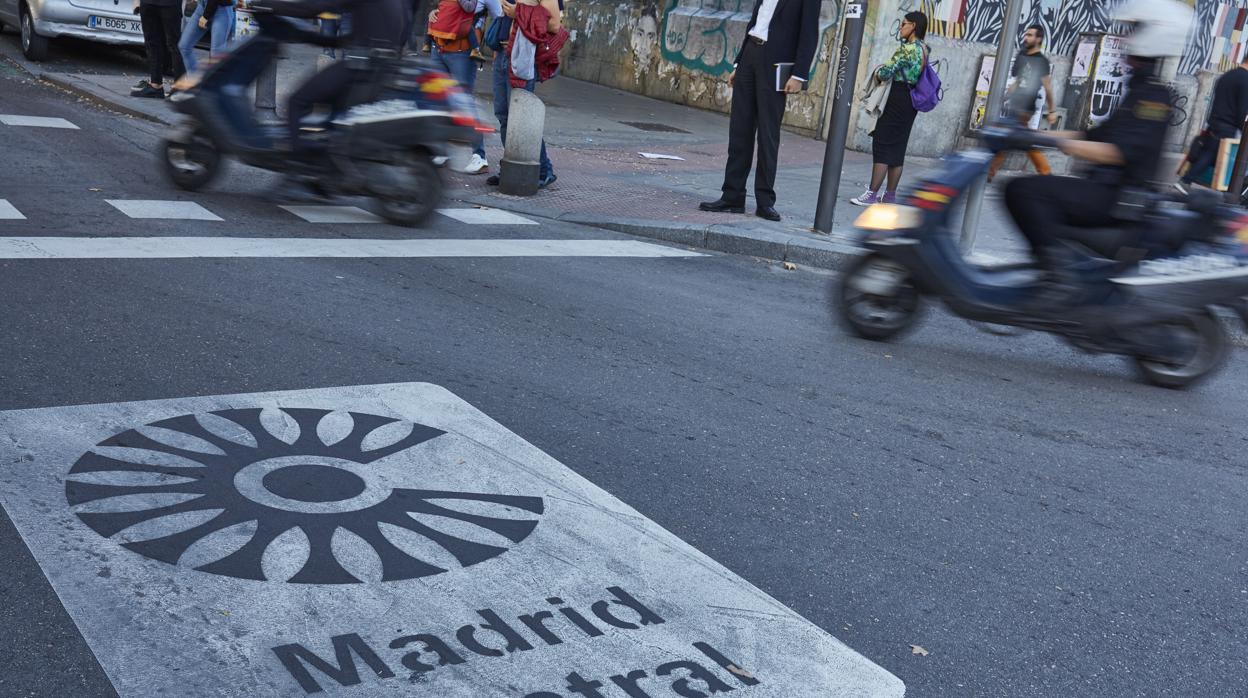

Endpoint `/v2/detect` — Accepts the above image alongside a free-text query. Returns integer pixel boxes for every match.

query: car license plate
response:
[87,15,142,33]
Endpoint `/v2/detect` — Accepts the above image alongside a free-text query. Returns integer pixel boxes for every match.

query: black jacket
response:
[732,0,821,81]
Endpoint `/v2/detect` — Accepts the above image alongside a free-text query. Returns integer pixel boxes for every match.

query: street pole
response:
[814,1,868,234]
[959,0,1024,251]
[1226,115,1248,206]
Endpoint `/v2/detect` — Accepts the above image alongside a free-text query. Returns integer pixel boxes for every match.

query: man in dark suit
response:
[699,0,821,221]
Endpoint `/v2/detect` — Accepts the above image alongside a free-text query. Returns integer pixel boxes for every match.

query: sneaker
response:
[538,172,557,189]
[432,156,449,167]
[130,83,165,99]
[850,188,878,206]
[486,174,500,186]
[460,153,489,175]
[880,191,897,204]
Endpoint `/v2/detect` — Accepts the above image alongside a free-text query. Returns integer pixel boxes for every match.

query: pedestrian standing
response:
[698,0,821,221]
[988,24,1058,182]
[850,11,928,206]
[177,0,236,78]
[1177,55,1248,193]
[427,0,502,174]
[132,0,186,98]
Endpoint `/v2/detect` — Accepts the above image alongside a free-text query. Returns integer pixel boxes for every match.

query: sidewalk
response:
[2,39,1038,268]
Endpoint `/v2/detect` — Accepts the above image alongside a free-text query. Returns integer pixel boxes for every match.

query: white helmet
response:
[1114,0,1194,59]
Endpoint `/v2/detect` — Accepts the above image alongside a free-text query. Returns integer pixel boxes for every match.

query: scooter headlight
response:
[854,204,922,231]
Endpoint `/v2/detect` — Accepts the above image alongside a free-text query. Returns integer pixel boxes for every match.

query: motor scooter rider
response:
[253,0,410,149]
[1003,0,1193,304]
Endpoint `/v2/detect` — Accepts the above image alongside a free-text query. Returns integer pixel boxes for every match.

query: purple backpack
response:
[911,46,942,112]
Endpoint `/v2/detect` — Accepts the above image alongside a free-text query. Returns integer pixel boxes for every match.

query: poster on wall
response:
[968,54,996,131]
[1071,37,1097,80]
[1089,34,1131,127]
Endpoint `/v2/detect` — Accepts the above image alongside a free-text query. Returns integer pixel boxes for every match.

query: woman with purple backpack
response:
[852,11,929,206]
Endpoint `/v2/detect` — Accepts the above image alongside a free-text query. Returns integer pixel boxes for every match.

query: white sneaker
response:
[460,154,489,175]
[850,189,879,206]
[432,156,449,167]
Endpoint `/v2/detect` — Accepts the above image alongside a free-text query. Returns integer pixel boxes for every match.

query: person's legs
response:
[320,17,339,58]
[751,55,787,210]
[440,49,485,158]
[885,165,903,194]
[139,5,165,87]
[987,152,1007,181]
[1027,149,1051,176]
[1181,133,1220,185]
[720,44,760,205]
[210,5,235,58]
[287,60,353,145]
[869,163,888,191]
[178,3,207,73]
[493,51,510,145]
[158,5,186,80]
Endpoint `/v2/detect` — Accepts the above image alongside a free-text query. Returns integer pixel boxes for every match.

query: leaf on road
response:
[782,262,797,271]
[910,645,929,656]
[726,664,755,679]
[88,188,102,192]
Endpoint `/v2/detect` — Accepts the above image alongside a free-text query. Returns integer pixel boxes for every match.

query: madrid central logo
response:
[65,408,545,584]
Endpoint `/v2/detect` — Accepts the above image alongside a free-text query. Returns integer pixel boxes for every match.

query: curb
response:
[458,193,864,271]
[39,73,172,126]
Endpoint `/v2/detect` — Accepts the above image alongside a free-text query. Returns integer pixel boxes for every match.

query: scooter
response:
[835,124,1248,389]
[159,12,484,226]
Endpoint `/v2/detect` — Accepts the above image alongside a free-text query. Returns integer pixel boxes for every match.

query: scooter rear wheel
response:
[161,133,222,192]
[1132,310,1228,389]
[372,153,441,227]
[836,253,924,341]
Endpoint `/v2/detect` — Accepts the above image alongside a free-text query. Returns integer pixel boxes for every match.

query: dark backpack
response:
[910,45,942,112]
[485,16,512,52]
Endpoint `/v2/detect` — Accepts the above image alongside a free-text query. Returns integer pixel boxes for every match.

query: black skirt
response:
[871,80,918,167]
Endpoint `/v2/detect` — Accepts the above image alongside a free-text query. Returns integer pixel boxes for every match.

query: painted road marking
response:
[0,237,703,259]
[0,199,25,220]
[279,205,384,224]
[0,383,903,697]
[0,114,80,129]
[106,200,223,221]
[438,208,539,225]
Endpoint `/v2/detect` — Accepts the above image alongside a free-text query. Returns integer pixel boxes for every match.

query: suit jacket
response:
[733,0,821,81]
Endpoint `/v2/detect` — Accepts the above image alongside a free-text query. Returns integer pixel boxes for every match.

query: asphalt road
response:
[1,43,1246,698]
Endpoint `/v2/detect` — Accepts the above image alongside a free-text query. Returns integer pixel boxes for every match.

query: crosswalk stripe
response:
[0,114,79,129]
[105,200,222,221]
[279,205,383,224]
[437,208,538,225]
[0,199,25,220]
[0,237,704,259]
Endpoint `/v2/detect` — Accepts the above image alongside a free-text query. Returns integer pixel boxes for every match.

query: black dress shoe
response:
[756,205,781,221]
[699,198,746,213]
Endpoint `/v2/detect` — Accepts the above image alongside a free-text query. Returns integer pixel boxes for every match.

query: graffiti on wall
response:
[913,1,1248,76]
[659,0,753,76]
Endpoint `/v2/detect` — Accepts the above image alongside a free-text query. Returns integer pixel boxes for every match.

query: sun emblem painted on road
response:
[64,408,544,584]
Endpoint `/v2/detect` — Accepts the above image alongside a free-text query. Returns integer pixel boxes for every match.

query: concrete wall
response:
[560,0,842,136]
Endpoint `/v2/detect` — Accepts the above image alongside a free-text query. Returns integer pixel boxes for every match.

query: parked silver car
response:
[0,0,146,61]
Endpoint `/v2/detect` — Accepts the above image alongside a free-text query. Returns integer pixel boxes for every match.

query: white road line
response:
[0,114,80,129]
[0,237,704,259]
[437,208,539,225]
[279,205,384,224]
[0,200,25,220]
[106,200,223,221]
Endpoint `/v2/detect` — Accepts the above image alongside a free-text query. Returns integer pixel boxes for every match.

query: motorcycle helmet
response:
[1114,0,1194,59]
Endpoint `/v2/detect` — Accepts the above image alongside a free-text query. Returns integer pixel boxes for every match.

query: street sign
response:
[0,383,904,697]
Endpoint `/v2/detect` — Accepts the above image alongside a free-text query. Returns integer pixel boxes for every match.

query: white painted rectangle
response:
[0,199,25,220]
[0,114,80,129]
[0,383,903,697]
[106,200,223,221]
[0,237,703,259]
[280,206,383,224]
[438,208,539,225]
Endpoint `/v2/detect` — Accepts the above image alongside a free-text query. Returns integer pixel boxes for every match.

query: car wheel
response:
[20,5,50,62]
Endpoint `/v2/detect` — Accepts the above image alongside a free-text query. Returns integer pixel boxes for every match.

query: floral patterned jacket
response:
[877,40,927,85]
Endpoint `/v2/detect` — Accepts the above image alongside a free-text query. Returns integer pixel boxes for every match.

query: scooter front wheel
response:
[372,153,442,227]
[161,132,222,192]
[1132,310,1228,389]
[836,253,924,341]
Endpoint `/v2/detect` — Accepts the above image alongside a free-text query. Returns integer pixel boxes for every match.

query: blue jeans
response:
[432,45,485,158]
[178,2,235,73]
[493,53,552,179]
